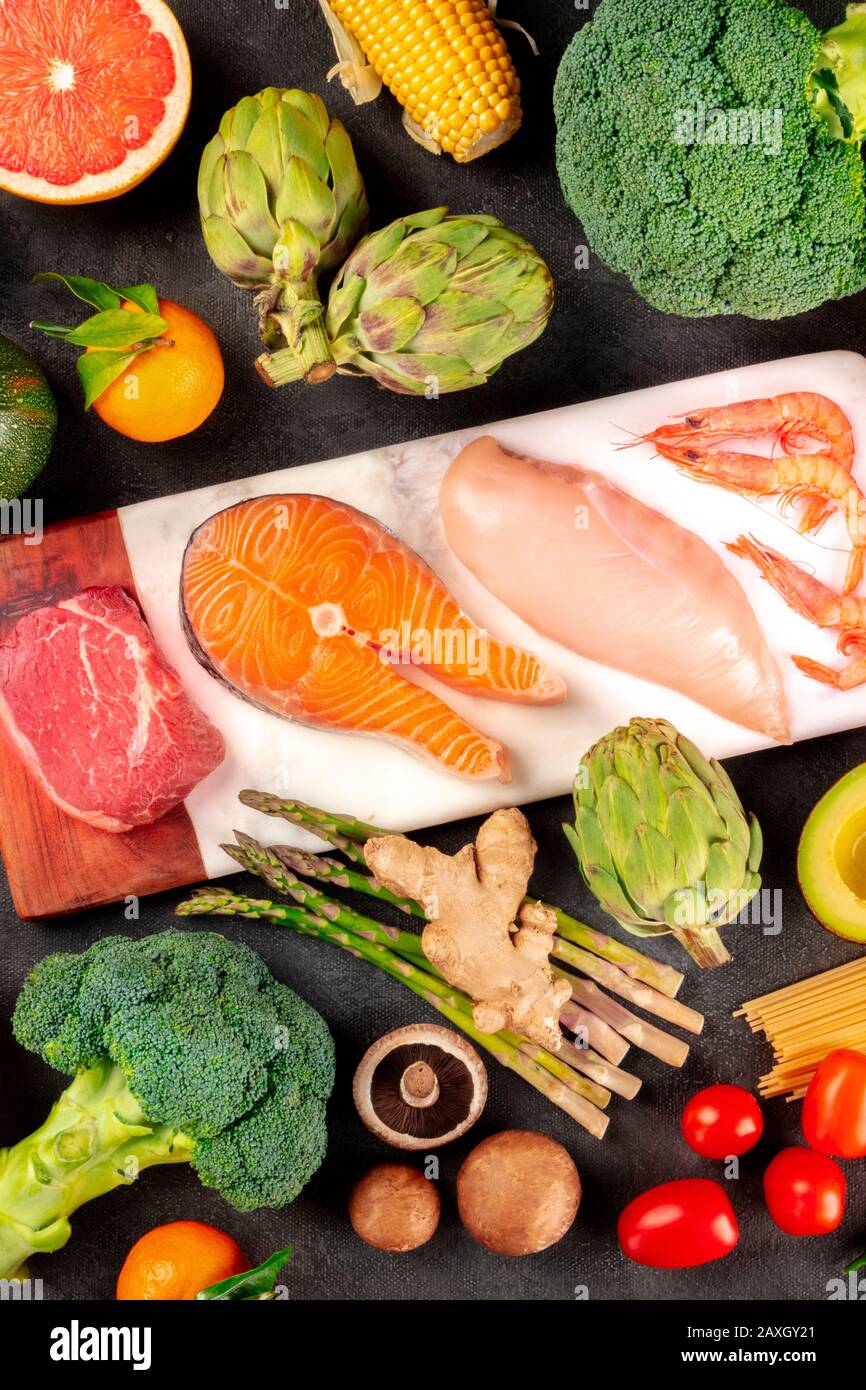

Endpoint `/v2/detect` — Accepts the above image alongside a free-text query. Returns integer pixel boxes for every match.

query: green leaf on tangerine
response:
[116,283,160,315]
[33,272,121,312]
[64,309,167,349]
[76,350,140,410]
[30,320,77,340]
[196,1246,293,1301]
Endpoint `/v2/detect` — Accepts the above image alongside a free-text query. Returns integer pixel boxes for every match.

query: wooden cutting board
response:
[3,349,866,919]
[0,512,207,917]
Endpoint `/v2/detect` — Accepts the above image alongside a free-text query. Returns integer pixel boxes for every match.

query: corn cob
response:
[319,0,523,162]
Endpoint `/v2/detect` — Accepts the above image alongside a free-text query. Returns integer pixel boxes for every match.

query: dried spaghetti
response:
[735,957,866,1101]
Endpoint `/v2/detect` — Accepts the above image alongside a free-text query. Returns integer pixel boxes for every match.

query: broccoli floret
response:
[0,931,334,1277]
[553,0,866,318]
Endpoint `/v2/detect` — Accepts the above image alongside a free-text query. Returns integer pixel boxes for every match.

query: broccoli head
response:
[0,931,334,1279]
[553,0,866,318]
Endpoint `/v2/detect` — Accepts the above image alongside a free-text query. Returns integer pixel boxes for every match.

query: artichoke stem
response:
[257,279,336,387]
[257,345,336,387]
[254,286,288,352]
[668,925,732,969]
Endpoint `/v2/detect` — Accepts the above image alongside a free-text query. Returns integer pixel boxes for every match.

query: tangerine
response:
[89,299,224,443]
[116,1220,250,1301]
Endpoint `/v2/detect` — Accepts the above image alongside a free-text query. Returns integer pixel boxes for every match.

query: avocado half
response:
[798,765,866,943]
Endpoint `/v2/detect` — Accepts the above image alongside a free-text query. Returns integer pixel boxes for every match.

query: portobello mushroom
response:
[353,1024,487,1150]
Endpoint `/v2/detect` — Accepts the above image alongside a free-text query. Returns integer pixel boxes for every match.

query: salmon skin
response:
[439,438,790,744]
[180,493,565,782]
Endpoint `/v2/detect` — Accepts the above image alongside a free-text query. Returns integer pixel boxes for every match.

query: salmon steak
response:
[439,438,790,744]
[180,494,565,781]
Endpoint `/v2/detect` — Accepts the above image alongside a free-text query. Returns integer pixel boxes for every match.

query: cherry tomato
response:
[801,1049,866,1160]
[617,1178,739,1269]
[681,1084,764,1159]
[763,1146,846,1236]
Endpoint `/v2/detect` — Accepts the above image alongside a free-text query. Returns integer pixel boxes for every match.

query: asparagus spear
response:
[546,904,683,999]
[223,834,428,959]
[556,1036,641,1101]
[569,978,690,1068]
[207,875,609,1110]
[506,1033,610,1110]
[552,937,703,1035]
[556,989,631,1065]
[177,887,609,1138]
[239,791,374,866]
[227,829,692,1079]
[270,840,685,1011]
[266,844,426,920]
[263,833,699,1035]
[224,832,642,1109]
[239,792,682,997]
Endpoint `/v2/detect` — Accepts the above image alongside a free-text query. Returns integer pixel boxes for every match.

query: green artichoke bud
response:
[564,718,763,969]
[198,88,368,382]
[257,207,554,393]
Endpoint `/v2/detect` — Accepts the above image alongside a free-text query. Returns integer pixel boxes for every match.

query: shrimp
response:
[637,393,855,535]
[727,534,866,689]
[649,442,866,594]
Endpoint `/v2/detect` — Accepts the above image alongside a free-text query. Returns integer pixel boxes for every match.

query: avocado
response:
[798,764,866,943]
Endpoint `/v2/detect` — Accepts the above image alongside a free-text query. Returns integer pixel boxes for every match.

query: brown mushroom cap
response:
[457,1130,581,1256]
[353,1024,488,1150]
[348,1163,441,1252]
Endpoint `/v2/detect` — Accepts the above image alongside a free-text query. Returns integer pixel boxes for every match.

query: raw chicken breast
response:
[439,438,790,743]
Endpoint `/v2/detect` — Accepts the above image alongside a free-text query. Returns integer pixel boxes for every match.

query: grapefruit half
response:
[0,0,191,204]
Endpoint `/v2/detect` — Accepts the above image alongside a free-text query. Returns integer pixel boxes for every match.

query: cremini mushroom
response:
[352,1024,488,1150]
[457,1130,582,1256]
[348,1163,441,1252]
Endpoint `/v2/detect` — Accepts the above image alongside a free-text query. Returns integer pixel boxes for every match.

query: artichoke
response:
[564,718,763,968]
[257,207,554,393]
[198,88,368,383]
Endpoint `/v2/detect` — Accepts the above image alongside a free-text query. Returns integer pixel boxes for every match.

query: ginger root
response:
[364,808,570,1050]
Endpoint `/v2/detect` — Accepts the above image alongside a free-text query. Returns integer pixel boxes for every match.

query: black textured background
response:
[1,0,865,1303]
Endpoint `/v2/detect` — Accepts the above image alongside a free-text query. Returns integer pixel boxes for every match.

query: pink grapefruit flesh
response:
[0,0,191,204]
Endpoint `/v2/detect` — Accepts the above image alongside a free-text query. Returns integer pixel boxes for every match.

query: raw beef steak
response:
[0,586,224,832]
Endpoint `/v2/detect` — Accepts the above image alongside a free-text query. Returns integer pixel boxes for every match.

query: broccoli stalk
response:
[813,3,866,141]
[0,931,335,1281]
[0,1060,192,1278]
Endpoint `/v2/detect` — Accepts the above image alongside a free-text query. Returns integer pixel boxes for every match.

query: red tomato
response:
[617,1179,739,1269]
[681,1084,764,1158]
[801,1049,866,1159]
[763,1146,846,1236]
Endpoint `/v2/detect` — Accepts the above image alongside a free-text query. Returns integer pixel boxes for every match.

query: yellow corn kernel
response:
[327,0,522,162]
